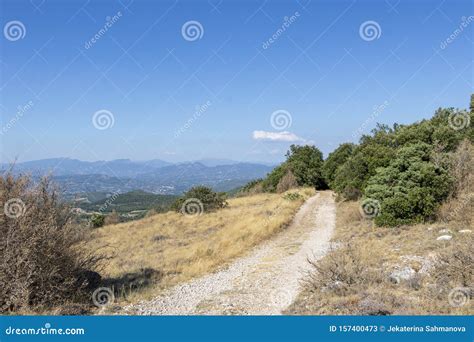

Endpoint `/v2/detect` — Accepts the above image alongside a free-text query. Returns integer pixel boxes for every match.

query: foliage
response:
[364,143,453,226]
[172,186,228,213]
[0,174,101,313]
[322,143,354,187]
[90,213,105,228]
[285,144,326,189]
[276,170,298,193]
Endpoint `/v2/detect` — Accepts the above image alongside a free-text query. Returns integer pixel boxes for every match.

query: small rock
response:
[438,228,452,234]
[459,229,472,234]
[436,235,452,241]
[389,266,416,284]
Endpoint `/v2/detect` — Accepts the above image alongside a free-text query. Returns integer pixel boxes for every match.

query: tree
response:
[322,143,355,187]
[285,144,326,189]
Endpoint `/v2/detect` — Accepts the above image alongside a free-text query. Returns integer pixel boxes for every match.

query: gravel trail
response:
[124,191,336,315]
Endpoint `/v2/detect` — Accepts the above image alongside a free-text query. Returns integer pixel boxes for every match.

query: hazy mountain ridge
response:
[3,158,273,195]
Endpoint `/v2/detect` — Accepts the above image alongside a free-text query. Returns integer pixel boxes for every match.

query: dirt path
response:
[124,191,336,315]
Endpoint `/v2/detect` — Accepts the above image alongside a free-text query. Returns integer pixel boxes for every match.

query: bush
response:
[104,210,120,226]
[276,170,298,193]
[90,213,105,228]
[240,178,264,194]
[322,143,354,187]
[304,243,382,296]
[173,186,227,214]
[261,164,287,192]
[437,139,474,225]
[0,174,101,313]
[365,143,453,226]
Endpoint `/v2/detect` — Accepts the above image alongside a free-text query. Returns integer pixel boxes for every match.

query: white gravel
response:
[123,191,336,315]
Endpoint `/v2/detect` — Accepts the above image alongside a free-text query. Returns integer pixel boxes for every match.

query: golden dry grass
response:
[287,200,473,315]
[86,188,314,301]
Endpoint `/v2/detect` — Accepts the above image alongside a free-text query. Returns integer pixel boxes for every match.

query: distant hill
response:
[76,190,177,214]
[2,158,172,177]
[4,158,274,195]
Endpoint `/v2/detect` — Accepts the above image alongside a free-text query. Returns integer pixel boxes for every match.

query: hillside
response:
[76,190,177,214]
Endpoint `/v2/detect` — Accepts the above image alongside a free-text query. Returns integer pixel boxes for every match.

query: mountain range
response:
[2,158,274,195]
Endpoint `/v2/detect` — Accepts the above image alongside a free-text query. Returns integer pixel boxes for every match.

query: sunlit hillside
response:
[85,188,315,302]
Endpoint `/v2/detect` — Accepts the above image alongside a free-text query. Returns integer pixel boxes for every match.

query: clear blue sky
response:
[1,0,472,163]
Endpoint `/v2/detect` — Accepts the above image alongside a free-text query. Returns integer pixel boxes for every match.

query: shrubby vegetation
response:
[0,174,101,313]
[324,97,473,226]
[248,96,473,226]
[364,142,453,226]
[172,186,228,214]
[245,144,326,193]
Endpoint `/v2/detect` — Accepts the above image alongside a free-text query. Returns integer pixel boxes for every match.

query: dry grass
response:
[287,200,473,315]
[85,188,315,302]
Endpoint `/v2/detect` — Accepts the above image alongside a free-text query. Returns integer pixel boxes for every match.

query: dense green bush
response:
[258,144,326,192]
[173,186,227,214]
[90,213,105,228]
[285,144,326,189]
[322,143,354,187]
[364,143,453,226]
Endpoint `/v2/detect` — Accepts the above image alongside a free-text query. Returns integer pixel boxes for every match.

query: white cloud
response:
[252,130,305,142]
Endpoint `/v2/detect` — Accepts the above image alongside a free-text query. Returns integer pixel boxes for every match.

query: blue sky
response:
[0,0,472,163]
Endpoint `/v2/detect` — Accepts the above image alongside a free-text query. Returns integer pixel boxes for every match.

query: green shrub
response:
[90,213,105,228]
[261,164,288,192]
[364,143,453,226]
[173,186,227,214]
[322,143,354,187]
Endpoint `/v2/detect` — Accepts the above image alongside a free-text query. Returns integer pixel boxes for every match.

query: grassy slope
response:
[286,200,473,315]
[86,188,315,302]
